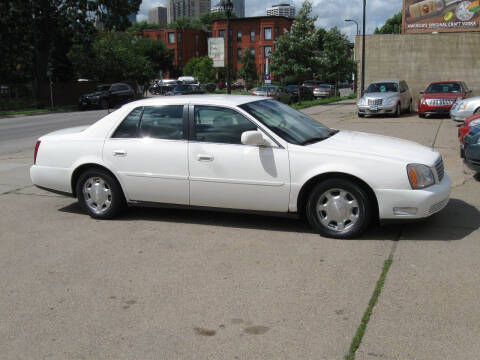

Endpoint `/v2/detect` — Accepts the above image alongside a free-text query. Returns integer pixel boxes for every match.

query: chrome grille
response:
[434,157,444,182]
[368,99,382,106]
[426,98,455,106]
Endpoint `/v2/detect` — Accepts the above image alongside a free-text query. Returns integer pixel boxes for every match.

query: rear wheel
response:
[407,101,413,114]
[305,178,372,239]
[100,99,109,110]
[76,169,125,219]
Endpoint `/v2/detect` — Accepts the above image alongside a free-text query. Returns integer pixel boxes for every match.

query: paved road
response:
[0,100,479,359]
[0,110,109,155]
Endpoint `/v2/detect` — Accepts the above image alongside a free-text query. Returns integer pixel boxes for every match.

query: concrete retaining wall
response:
[354,33,480,110]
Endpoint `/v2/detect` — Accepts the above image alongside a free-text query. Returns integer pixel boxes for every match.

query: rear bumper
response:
[30,165,72,195]
[375,174,451,219]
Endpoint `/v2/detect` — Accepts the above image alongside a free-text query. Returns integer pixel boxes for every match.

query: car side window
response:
[194,106,257,144]
[112,107,143,138]
[139,106,184,140]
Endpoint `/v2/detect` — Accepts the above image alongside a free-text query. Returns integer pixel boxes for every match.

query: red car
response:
[418,81,471,118]
[459,113,480,145]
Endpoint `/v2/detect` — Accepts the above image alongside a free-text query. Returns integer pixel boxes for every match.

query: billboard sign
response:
[403,0,480,34]
[208,37,225,68]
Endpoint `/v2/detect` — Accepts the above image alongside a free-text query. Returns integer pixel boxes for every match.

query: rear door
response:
[103,104,189,204]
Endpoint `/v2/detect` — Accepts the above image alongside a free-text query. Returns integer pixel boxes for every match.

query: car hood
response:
[363,92,399,99]
[307,130,438,164]
[82,91,106,98]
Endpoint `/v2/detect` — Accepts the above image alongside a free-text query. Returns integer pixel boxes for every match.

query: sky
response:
[137,0,403,40]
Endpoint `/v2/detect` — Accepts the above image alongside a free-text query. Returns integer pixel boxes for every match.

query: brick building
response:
[142,28,208,68]
[211,16,293,79]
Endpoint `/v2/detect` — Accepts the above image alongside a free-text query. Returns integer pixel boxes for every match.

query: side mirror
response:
[419,90,424,94]
[241,130,267,146]
[467,89,473,94]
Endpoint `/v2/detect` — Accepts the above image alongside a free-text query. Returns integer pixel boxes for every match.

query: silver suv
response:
[357,80,413,117]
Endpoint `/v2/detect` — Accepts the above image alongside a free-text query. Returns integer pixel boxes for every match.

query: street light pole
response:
[361,0,366,96]
[222,0,234,94]
[344,19,359,36]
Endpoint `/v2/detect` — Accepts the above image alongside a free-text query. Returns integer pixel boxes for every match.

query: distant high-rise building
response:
[266,3,295,18]
[167,0,211,24]
[211,0,245,17]
[148,6,168,25]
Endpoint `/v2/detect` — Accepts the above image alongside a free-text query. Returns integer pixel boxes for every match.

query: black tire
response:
[76,168,125,219]
[474,108,480,114]
[305,178,373,239]
[407,101,413,114]
[100,99,109,110]
[358,112,365,118]
[393,103,401,117]
[419,113,426,118]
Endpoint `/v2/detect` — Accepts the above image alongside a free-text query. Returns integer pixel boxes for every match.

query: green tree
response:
[374,13,402,34]
[320,27,356,96]
[270,1,321,81]
[237,49,257,87]
[127,20,165,33]
[1,0,141,102]
[183,57,216,83]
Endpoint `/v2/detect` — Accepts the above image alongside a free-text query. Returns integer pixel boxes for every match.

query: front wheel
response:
[393,103,401,117]
[76,169,125,219]
[305,178,373,239]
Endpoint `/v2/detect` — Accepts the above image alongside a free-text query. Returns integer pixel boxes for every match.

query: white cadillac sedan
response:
[31,95,451,239]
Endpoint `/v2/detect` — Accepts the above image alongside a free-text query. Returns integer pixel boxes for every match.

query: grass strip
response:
[0,106,77,117]
[292,93,357,110]
[345,256,393,360]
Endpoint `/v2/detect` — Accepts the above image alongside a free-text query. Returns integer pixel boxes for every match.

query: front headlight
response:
[357,97,366,106]
[459,101,468,111]
[420,97,426,105]
[407,164,435,189]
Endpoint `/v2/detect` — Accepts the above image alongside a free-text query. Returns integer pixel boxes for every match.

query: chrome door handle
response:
[113,150,127,157]
[197,154,214,162]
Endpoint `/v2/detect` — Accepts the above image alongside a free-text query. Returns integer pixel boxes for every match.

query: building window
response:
[168,32,175,44]
[264,27,272,40]
[178,49,182,61]
[264,46,272,58]
[157,34,162,40]
[250,47,255,56]
[237,48,242,58]
[237,30,242,41]
[250,29,255,42]
[177,32,182,43]
[274,27,279,39]
[229,29,232,39]
[195,34,199,46]
[196,50,199,57]
[219,29,225,38]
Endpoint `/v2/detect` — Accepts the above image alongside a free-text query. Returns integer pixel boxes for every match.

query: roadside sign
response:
[208,38,225,68]
[264,74,272,84]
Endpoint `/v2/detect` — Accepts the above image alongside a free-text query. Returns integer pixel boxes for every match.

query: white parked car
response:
[31,95,451,239]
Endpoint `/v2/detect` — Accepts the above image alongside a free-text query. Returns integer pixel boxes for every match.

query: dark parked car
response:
[285,85,314,102]
[165,85,206,96]
[252,86,293,104]
[78,83,135,110]
[149,79,182,95]
[462,125,480,172]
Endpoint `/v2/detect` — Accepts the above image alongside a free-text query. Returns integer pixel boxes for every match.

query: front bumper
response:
[450,108,473,122]
[357,104,396,115]
[375,174,451,219]
[464,144,480,171]
[418,104,452,115]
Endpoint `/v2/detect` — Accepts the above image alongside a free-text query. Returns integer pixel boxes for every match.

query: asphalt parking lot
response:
[1,101,479,359]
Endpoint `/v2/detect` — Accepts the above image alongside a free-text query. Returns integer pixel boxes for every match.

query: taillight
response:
[34,140,41,164]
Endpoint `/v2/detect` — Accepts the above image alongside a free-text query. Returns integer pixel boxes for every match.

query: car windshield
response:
[286,85,299,91]
[366,82,398,93]
[426,82,462,93]
[240,99,335,145]
[257,86,277,92]
[96,85,111,92]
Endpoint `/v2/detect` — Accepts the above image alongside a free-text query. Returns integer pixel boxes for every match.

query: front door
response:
[103,105,189,204]
[188,105,290,212]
